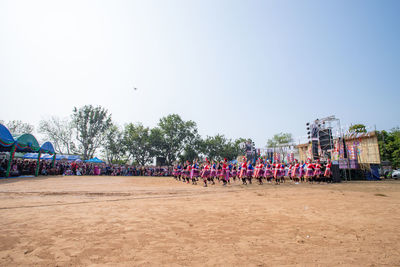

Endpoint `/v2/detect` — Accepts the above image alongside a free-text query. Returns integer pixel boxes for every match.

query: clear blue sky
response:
[1,0,399,147]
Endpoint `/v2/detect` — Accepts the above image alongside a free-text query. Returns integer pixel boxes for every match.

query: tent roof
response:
[61,155,81,161]
[85,157,105,163]
[23,153,80,161]
[0,124,57,155]
[23,153,47,159]
[40,141,55,154]
[0,124,15,151]
[14,134,40,152]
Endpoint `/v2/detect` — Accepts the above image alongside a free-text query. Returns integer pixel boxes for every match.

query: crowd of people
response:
[0,158,172,177]
[173,157,332,187]
[0,156,333,186]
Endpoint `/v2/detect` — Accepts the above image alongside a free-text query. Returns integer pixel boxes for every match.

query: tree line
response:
[2,105,249,165]
[377,128,400,168]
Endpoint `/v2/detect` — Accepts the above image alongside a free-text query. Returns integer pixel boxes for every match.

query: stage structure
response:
[239,140,257,163]
[298,116,381,180]
[305,115,343,161]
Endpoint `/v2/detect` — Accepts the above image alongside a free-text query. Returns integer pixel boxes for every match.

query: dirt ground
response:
[0,176,399,266]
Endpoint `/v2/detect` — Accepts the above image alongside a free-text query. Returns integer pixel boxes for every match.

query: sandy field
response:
[0,176,399,266]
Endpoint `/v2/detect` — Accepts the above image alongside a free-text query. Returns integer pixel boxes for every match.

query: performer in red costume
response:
[313,159,322,182]
[221,158,229,186]
[185,161,191,184]
[254,158,264,185]
[239,157,247,185]
[273,160,281,184]
[201,158,211,187]
[304,159,314,183]
[209,160,217,185]
[264,160,273,182]
[324,159,332,182]
[291,159,300,183]
[246,161,254,184]
[279,162,286,183]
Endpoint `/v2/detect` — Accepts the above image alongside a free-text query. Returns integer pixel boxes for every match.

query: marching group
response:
[173,157,332,187]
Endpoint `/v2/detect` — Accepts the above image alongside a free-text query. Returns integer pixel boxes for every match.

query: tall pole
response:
[35,151,42,177]
[328,121,334,161]
[52,153,56,168]
[6,144,16,177]
[337,118,347,182]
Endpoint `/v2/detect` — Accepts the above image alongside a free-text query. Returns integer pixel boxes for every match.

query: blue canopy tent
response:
[0,124,15,177]
[23,153,54,160]
[14,134,41,153]
[13,134,48,177]
[23,153,81,161]
[4,133,41,177]
[40,142,55,154]
[42,154,55,160]
[85,157,105,163]
[23,153,44,159]
[37,142,57,176]
[63,155,81,161]
[0,124,59,177]
[0,124,15,152]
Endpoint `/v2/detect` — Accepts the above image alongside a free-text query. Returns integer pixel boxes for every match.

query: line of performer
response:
[172,157,332,187]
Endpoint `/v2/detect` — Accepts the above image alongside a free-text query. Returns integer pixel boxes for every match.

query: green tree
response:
[180,144,200,163]
[200,135,245,161]
[201,134,228,161]
[179,132,202,163]
[377,127,400,168]
[148,127,164,158]
[232,138,252,159]
[72,105,112,160]
[267,133,293,148]
[222,139,243,161]
[103,124,126,164]
[124,123,155,166]
[349,124,367,133]
[266,133,294,161]
[155,114,198,165]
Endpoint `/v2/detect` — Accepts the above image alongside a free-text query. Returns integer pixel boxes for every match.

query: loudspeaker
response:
[319,129,333,151]
[331,164,341,182]
[312,140,319,159]
[311,124,319,139]
[245,142,253,153]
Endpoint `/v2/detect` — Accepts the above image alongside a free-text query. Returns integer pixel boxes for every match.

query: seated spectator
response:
[0,165,5,177]
[10,164,20,177]
[64,169,74,176]
[41,168,48,176]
